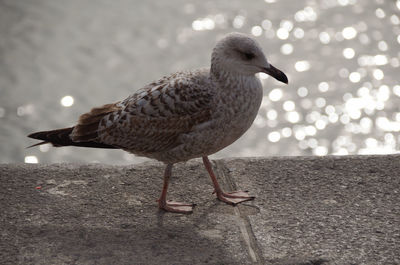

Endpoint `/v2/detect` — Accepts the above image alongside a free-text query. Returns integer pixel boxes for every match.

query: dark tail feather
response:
[27,127,118,149]
[26,141,49,149]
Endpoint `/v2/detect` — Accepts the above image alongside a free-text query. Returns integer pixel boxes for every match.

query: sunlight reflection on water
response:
[1,0,399,164]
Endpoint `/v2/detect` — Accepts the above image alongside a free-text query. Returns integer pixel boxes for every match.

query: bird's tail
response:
[27,127,117,149]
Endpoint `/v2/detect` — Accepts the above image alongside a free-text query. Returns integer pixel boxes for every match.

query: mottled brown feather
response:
[71,102,122,142]
[96,70,214,156]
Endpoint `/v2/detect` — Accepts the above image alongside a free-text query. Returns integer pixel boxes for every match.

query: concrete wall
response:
[1,155,399,264]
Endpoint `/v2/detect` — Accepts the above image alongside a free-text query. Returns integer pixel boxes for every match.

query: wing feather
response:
[97,70,214,154]
[70,103,122,142]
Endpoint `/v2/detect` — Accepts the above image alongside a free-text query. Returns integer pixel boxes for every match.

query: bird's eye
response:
[243,52,255,60]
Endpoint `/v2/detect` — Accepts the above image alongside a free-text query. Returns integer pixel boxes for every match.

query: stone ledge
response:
[1,155,399,265]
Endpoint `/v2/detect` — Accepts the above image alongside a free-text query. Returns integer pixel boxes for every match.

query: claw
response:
[158,200,195,214]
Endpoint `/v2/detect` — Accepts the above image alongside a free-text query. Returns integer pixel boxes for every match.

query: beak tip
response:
[282,74,289,84]
[262,65,289,85]
[274,71,289,85]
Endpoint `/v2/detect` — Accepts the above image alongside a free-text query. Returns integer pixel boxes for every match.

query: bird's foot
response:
[215,190,255,205]
[158,200,196,214]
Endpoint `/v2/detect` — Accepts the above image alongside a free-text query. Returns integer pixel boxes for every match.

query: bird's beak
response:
[262,64,288,84]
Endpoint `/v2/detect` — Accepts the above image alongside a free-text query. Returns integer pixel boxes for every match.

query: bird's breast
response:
[155,75,263,162]
[205,76,263,150]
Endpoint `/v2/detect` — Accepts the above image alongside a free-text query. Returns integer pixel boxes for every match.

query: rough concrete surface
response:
[1,155,399,265]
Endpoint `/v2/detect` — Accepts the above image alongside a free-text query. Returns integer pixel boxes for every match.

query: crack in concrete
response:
[213,160,264,265]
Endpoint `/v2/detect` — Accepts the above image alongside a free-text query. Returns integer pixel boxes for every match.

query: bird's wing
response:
[70,70,214,153]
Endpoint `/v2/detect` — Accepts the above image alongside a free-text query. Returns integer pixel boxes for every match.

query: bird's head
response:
[211,32,288,84]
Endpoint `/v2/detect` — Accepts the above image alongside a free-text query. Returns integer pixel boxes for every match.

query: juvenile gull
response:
[28,32,288,213]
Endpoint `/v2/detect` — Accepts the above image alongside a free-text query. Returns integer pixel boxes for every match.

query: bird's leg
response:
[202,156,255,205]
[158,163,195,214]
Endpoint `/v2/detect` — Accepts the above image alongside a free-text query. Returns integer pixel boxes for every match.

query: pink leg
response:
[158,164,195,214]
[202,156,255,205]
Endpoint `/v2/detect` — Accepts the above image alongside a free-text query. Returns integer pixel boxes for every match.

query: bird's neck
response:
[210,63,257,90]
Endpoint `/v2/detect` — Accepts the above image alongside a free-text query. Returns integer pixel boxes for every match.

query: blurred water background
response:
[1,0,399,164]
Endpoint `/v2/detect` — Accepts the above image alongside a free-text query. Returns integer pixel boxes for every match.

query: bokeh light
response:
[60,96,74,107]
[294,61,310,72]
[2,0,399,164]
[24,156,38,164]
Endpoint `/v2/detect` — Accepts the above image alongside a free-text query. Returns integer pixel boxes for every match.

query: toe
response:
[167,200,196,207]
[216,190,255,205]
[225,190,253,198]
[218,196,253,205]
[159,201,195,214]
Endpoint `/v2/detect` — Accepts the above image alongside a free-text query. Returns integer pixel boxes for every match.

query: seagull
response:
[28,32,288,213]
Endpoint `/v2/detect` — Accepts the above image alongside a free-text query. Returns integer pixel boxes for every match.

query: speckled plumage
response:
[70,34,271,163]
[71,68,262,163]
[29,32,288,213]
